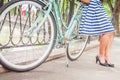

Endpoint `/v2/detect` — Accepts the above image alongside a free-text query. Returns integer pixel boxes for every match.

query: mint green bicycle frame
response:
[28,0,82,45]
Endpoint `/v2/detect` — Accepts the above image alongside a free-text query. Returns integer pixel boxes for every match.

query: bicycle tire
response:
[0,0,57,72]
[67,34,88,61]
[66,9,89,61]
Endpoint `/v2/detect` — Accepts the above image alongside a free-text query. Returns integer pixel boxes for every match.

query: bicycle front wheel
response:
[0,0,57,71]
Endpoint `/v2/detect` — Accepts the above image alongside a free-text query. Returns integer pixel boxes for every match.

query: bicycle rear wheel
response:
[0,0,57,71]
[66,15,89,61]
[66,1,89,61]
[67,33,88,61]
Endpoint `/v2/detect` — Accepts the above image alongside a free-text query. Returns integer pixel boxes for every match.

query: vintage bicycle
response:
[0,0,88,72]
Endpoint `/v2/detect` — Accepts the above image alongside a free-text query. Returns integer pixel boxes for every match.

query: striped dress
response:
[79,0,115,35]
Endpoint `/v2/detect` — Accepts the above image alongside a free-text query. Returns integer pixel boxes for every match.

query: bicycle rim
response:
[0,0,56,71]
[67,34,88,61]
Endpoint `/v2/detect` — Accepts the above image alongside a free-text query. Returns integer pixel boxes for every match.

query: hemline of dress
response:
[79,30,115,36]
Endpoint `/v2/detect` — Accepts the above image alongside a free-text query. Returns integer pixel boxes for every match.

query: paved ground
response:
[0,37,120,80]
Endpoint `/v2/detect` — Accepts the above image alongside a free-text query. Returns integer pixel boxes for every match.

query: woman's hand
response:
[81,0,90,4]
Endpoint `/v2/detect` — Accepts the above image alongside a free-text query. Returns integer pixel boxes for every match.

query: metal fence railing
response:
[0,0,75,49]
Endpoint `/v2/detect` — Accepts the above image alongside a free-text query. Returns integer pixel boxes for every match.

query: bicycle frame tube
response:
[27,0,81,43]
[52,1,82,42]
[51,0,66,44]
[64,3,81,40]
[52,1,64,38]
[27,1,52,37]
[28,0,65,40]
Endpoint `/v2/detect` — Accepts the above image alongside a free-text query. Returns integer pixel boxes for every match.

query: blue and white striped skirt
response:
[79,0,115,35]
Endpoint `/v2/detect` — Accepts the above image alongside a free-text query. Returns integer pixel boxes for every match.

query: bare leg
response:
[104,32,114,64]
[99,32,114,64]
[99,34,109,63]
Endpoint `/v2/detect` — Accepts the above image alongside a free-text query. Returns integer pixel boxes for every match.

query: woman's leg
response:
[104,32,114,64]
[99,32,114,64]
[99,34,109,63]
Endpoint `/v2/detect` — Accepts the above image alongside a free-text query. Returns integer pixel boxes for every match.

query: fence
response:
[0,0,75,50]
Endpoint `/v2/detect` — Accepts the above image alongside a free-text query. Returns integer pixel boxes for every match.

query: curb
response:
[0,40,99,73]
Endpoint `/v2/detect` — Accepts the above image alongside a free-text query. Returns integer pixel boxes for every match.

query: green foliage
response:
[3,0,8,4]
[60,0,116,19]
[3,0,116,21]
[103,2,112,18]
[59,0,70,22]
[103,0,115,18]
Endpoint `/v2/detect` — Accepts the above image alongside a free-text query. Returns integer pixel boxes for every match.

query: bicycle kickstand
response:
[64,41,69,68]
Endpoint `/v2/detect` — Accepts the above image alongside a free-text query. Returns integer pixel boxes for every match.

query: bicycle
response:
[0,0,89,72]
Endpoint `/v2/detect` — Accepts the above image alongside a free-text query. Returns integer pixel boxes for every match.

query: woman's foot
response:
[107,63,114,67]
[96,56,108,67]
[105,56,114,68]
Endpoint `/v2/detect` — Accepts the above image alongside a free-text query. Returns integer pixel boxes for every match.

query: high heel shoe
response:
[96,56,108,67]
[107,63,114,67]
[105,60,114,68]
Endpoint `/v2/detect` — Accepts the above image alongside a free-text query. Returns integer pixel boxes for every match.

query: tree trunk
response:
[107,0,120,36]
[68,0,75,24]
[106,0,113,12]
[113,0,120,35]
[0,0,3,8]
